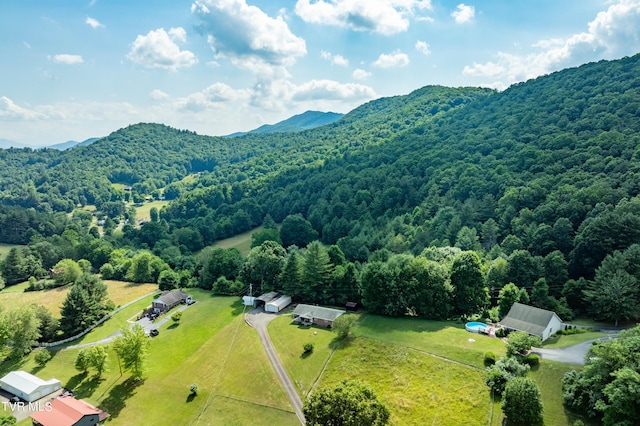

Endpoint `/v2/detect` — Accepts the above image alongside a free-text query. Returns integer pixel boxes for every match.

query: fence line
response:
[39,290,160,348]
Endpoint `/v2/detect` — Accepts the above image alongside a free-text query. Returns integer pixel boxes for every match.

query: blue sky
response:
[1,0,639,146]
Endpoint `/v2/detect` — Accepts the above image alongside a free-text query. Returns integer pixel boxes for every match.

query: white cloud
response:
[192,0,306,74]
[49,54,84,64]
[127,27,197,71]
[291,79,376,101]
[321,50,349,66]
[150,89,170,100]
[295,0,433,35]
[462,0,640,87]
[0,97,45,121]
[451,4,474,24]
[352,68,372,79]
[415,40,431,55]
[373,51,410,68]
[86,17,104,29]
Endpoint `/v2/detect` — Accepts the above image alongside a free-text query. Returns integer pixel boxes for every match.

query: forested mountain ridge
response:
[226,110,344,137]
[0,85,489,215]
[161,54,640,280]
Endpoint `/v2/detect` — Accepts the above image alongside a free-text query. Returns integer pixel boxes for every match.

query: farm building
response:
[499,302,563,341]
[0,371,61,402]
[252,292,280,308]
[265,295,292,313]
[292,304,345,327]
[31,396,110,426]
[152,289,192,313]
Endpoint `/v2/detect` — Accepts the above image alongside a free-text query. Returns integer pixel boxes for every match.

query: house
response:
[265,295,292,313]
[152,289,192,314]
[31,396,109,426]
[499,302,563,341]
[0,371,61,403]
[292,304,346,328]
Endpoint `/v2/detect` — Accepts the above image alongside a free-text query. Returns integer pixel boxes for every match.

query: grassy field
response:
[7,292,298,426]
[269,311,589,426]
[0,243,23,260]
[212,226,264,256]
[542,331,609,348]
[0,280,157,318]
[354,314,507,368]
[130,200,170,222]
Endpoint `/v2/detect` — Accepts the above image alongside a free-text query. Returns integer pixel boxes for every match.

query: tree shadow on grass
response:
[98,377,143,419]
[167,322,179,329]
[229,299,244,316]
[329,336,354,351]
[0,353,27,376]
[74,375,106,399]
[65,372,88,391]
[186,393,197,403]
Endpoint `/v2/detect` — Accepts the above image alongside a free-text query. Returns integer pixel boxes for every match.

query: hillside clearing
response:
[0,280,157,317]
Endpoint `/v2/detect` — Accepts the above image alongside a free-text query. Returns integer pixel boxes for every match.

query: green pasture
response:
[5,292,297,425]
[211,226,265,256]
[0,243,23,261]
[0,280,157,318]
[354,314,507,368]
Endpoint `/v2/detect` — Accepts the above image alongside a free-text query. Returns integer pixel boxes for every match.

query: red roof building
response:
[31,396,109,426]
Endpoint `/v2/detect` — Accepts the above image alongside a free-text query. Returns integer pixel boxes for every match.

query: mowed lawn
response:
[0,280,157,318]
[9,292,298,426]
[212,226,265,256]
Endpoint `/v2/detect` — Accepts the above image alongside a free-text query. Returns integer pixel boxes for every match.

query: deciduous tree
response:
[303,380,389,426]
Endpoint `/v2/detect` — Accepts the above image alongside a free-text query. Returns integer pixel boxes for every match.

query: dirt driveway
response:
[245,308,305,425]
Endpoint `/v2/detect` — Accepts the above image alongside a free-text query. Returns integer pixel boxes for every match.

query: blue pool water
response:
[465,322,488,333]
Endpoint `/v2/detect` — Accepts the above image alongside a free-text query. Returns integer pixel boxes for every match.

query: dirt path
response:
[245,308,305,425]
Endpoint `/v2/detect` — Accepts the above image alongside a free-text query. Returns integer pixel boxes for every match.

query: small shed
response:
[292,304,345,328]
[31,396,110,426]
[242,295,256,306]
[265,295,292,313]
[152,289,192,314]
[499,302,563,341]
[0,371,61,402]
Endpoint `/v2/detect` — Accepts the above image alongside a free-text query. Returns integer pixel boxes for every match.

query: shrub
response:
[484,352,496,366]
[495,328,506,338]
[523,354,540,367]
[190,383,198,395]
[33,348,52,367]
[303,342,315,353]
[501,377,543,425]
[171,311,183,322]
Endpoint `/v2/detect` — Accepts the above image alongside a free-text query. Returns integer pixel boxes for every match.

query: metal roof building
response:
[292,304,346,328]
[499,302,563,341]
[0,371,61,402]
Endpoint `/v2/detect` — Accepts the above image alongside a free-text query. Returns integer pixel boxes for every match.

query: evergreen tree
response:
[301,241,333,303]
[450,251,488,316]
[280,252,302,300]
[60,274,108,336]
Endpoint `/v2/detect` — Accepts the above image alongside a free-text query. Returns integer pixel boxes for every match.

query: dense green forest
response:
[2,53,640,425]
[2,54,640,327]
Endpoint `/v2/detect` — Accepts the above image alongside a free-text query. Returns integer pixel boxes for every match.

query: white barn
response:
[499,303,564,341]
[0,371,61,402]
[265,295,292,313]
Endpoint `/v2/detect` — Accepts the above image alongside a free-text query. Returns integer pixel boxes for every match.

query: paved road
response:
[532,334,618,365]
[245,308,305,425]
[52,303,193,350]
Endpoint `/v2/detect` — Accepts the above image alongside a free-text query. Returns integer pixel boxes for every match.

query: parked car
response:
[149,329,159,337]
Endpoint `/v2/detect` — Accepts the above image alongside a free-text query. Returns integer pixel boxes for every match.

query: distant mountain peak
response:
[226,110,344,137]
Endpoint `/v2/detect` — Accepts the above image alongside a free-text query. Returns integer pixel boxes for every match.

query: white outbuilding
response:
[0,370,61,402]
[265,295,292,313]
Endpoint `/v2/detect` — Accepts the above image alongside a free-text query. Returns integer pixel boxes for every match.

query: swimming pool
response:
[465,322,488,333]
